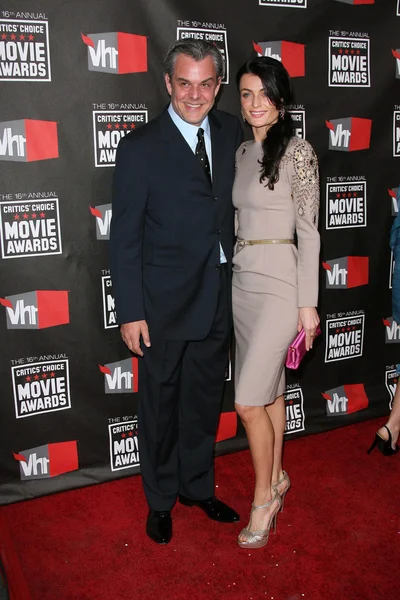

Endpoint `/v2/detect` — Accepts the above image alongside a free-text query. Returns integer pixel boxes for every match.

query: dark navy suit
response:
[110,107,243,510]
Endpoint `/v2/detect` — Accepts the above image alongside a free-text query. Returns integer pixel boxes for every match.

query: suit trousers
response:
[138,266,230,511]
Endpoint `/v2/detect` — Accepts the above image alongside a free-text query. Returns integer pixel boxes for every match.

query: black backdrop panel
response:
[1,0,399,504]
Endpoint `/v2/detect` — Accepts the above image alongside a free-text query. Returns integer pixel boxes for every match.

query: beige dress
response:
[232,137,320,406]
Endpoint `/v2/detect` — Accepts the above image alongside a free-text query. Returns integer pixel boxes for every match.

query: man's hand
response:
[120,320,151,357]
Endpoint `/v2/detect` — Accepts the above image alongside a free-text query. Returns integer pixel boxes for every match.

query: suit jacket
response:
[109,107,243,340]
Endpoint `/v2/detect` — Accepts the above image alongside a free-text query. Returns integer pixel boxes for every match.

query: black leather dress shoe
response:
[179,495,240,523]
[146,510,172,544]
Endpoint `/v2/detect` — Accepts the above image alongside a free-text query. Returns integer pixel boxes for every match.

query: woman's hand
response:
[298,307,320,351]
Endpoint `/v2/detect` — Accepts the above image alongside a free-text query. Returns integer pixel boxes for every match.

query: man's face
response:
[165,54,221,126]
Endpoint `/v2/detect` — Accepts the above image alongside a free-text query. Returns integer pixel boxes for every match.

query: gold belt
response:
[237,238,295,248]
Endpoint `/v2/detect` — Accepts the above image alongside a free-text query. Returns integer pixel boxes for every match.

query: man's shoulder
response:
[120,115,161,147]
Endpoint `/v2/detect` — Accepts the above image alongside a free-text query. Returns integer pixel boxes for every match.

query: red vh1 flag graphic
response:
[322,256,369,288]
[1,290,69,329]
[326,117,372,151]
[322,384,368,415]
[14,441,78,480]
[81,32,147,74]
[216,412,237,442]
[0,119,58,162]
[253,40,305,77]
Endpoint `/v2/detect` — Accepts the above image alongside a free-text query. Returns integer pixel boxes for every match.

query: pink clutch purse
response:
[285,325,321,369]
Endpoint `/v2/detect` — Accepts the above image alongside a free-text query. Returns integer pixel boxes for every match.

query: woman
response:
[232,56,320,549]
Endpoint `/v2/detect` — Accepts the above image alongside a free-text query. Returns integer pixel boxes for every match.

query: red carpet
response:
[1,417,399,600]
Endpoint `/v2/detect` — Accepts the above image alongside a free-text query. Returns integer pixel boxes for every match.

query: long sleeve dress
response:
[232,136,320,406]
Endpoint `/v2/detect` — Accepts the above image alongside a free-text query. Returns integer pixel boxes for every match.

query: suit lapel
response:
[209,111,223,191]
[158,108,208,183]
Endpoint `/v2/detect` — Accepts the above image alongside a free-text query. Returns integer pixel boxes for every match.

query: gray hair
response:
[163,39,224,81]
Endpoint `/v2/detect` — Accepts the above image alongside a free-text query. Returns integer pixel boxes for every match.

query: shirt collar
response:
[168,103,210,145]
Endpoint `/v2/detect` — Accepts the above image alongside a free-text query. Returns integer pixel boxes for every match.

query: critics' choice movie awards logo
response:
[101,273,117,329]
[0,119,58,162]
[288,108,305,139]
[0,18,51,81]
[322,384,368,417]
[322,256,369,289]
[259,0,307,7]
[92,108,148,167]
[0,194,62,259]
[284,385,305,435]
[109,418,140,471]
[393,110,400,157]
[253,40,305,77]
[325,313,365,362]
[383,317,400,343]
[81,32,147,74]
[177,22,229,84]
[11,358,70,419]
[328,35,370,87]
[99,358,138,394]
[326,179,367,229]
[0,290,69,329]
[326,117,371,152]
[13,441,78,481]
[90,204,111,240]
[385,366,397,410]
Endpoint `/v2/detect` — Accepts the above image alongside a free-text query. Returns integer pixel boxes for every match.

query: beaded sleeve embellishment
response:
[290,141,320,224]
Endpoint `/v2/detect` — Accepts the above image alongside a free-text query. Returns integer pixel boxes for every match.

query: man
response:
[110,40,243,544]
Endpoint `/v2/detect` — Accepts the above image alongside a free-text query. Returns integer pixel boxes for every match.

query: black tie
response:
[195,127,211,184]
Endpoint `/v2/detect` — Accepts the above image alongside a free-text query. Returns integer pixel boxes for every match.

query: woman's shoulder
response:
[285,136,316,158]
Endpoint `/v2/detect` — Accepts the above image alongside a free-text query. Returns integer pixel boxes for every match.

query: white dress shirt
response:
[168,104,227,264]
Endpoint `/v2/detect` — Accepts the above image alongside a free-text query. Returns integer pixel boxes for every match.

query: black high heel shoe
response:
[367,425,399,456]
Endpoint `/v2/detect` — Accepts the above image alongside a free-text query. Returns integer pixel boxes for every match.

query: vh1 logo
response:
[90,204,112,240]
[99,358,138,393]
[333,0,374,4]
[0,290,69,329]
[326,117,372,151]
[388,187,399,215]
[0,119,58,162]
[392,49,400,79]
[322,384,369,416]
[322,256,369,288]
[13,441,78,480]
[253,40,305,77]
[81,32,147,74]
[383,317,400,343]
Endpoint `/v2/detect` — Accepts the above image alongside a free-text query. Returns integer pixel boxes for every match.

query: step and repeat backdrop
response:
[1,0,400,504]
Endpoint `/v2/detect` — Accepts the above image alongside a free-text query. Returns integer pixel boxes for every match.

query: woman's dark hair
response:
[236,57,294,190]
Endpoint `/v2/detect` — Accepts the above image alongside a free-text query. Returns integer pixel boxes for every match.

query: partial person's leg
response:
[265,393,290,495]
[378,380,400,448]
[178,267,230,500]
[138,339,186,511]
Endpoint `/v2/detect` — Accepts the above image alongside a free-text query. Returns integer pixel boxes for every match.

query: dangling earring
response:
[279,106,285,119]
[241,109,246,122]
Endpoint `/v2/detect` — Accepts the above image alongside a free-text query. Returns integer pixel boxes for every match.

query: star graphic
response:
[351,49,355,55]
[23,213,29,219]
[107,123,112,129]
[26,376,31,382]
[1,34,7,40]
[123,123,128,129]
[122,433,126,438]
[356,50,360,55]
[14,214,20,220]
[40,212,46,218]
[130,123,136,129]
[289,401,293,405]
[10,33,16,40]
[348,193,352,197]
[336,329,340,333]
[128,431,133,436]
[32,213,37,219]
[19,34,25,40]
[352,326,356,330]
[115,123,120,129]
[336,193,341,198]
[341,327,346,332]
[345,49,349,54]
[34,374,40,380]
[339,49,343,54]
[342,193,346,198]
[347,327,351,331]
[42,373,48,379]
[353,192,357,197]
[50,372,55,377]
[28,34,34,41]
